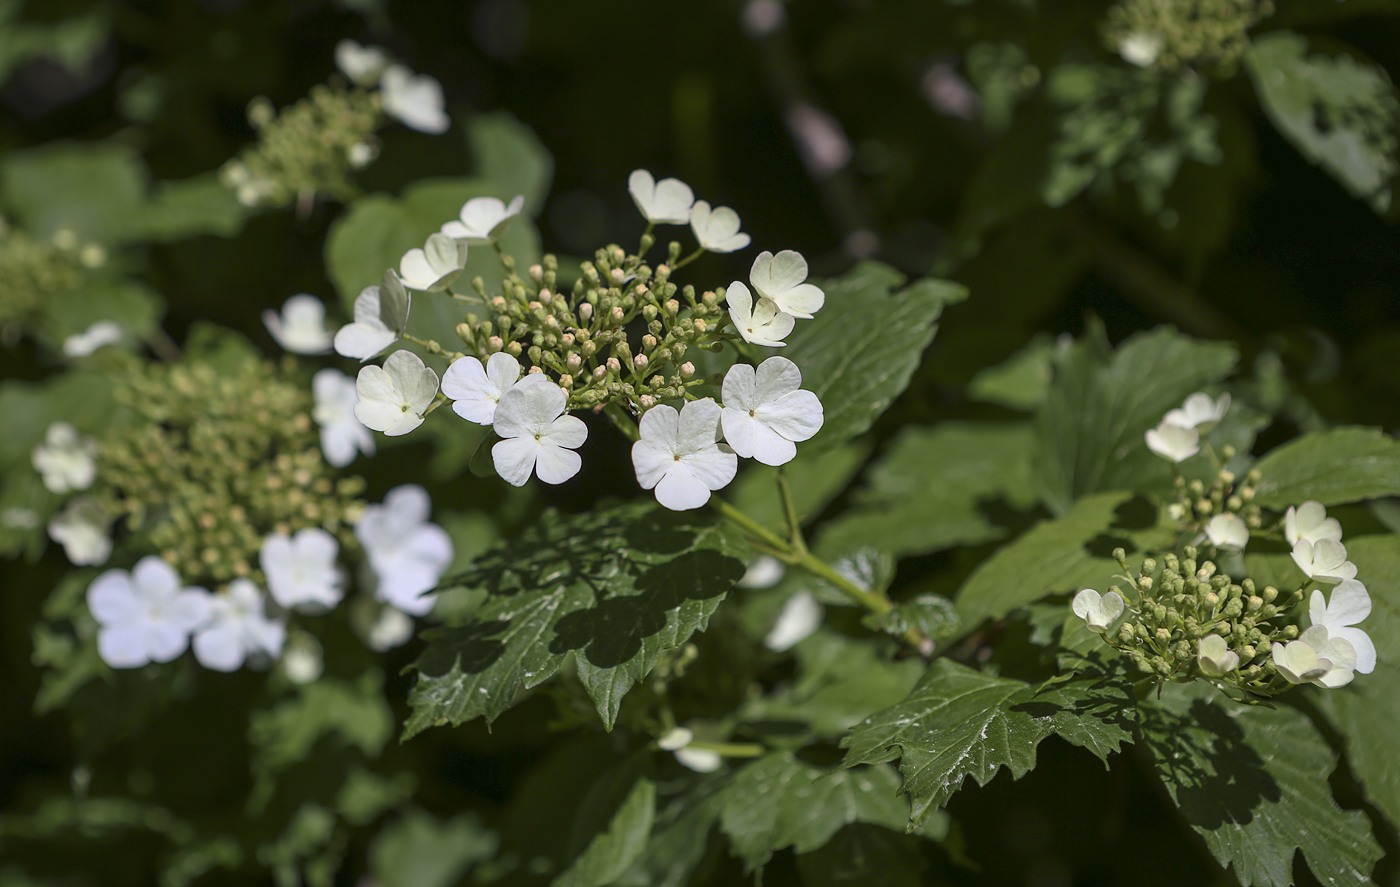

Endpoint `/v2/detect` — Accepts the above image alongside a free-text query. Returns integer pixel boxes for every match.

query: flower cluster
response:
[0,221,104,344]
[1103,0,1274,72]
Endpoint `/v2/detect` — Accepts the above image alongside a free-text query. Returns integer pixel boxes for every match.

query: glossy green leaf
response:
[613,775,729,887]
[1314,663,1400,831]
[1250,427,1400,509]
[967,334,1055,411]
[551,775,655,887]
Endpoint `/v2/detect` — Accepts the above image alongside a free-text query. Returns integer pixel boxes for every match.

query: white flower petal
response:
[628,169,694,224]
[491,436,539,487]
[380,64,449,134]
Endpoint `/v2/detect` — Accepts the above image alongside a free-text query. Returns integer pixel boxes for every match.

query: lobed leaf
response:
[1250,427,1400,509]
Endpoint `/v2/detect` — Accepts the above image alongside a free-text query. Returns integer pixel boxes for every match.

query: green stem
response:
[686,740,765,758]
[672,246,706,270]
[776,466,807,554]
[604,403,640,442]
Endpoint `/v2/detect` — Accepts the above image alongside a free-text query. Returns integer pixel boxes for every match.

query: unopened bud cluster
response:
[1167,461,1262,530]
[0,222,103,339]
[1103,0,1273,72]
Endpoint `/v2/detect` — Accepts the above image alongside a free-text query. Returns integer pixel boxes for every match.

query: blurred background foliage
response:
[2,0,1399,884]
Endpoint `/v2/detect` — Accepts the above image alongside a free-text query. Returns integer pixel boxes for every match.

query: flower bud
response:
[606,357,621,374]
[529,264,544,283]
[694,319,708,333]
[540,288,554,305]
[643,334,658,351]
[634,354,649,370]
[528,345,543,364]
[611,306,625,323]
[679,362,696,379]
[1155,628,1171,644]
[506,341,522,356]
[582,341,597,358]
[593,365,607,381]
[579,302,594,322]
[611,267,625,283]
[1246,595,1263,613]
[649,375,665,388]
[561,333,576,347]
[1281,624,1299,639]
[643,304,658,321]
[456,322,473,343]
[638,394,655,409]
[566,354,583,372]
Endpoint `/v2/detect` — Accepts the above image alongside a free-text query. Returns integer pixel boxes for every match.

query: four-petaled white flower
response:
[1196,634,1239,677]
[441,352,521,425]
[1145,420,1199,463]
[62,320,123,358]
[749,250,825,319]
[1285,500,1342,547]
[398,233,467,292]
[333,285,402,361]
[1291,538,1357,583]
[1204,513,1249,550]
[1310,579,1375,674]
[380,64,449,134]
[1163,392,1230,430]
[632,398,738,511]
[32,422,97,494]
[491,374,588,486]
[1273,625,1357,688]
[628,169,694,224]
[355,350,439,437]
[657,727,723,773]
[48,497,111,566]
[689,201,751,253]
[335,39,389,86]
[193,579,286,672]
[260,528,344,612]
[87,556,211,669]
[441,195,526,245]
[1119,32,1164,67]
[726,282,794,348]
[313,368,375,467]
[720,357,823,466]
[263,294,332,354]
[764,590,824,652]
[1072,588,1126,634]
[356,484,454,616]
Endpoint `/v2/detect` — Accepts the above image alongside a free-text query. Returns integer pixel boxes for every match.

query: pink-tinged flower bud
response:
[506,341,523,356]
[643,334,658,350]
[561,333,575,346]
[488,336,504,352]
[666,299,679,315]
[606,357,621,374]
[560,373,573,389]
[680,362,695,378]
[611,306,625,322]
[566,354,582,372]
[491,296,507,309]
[528,365,543,374]
[638,395,655,409]
[694,319,707,333]
[579,303,594,322]
[529,264,543,282]
[593,365,607,380]
[635,354,649,370]
[611,267,625,282]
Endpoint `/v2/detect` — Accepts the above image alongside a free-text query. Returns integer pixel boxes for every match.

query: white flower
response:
[1197,634,1239,677]
[675,746,723,773]
[1071,588,1125,634]
[764,590,824,652]
[48,497,111,566]
[263,294,332,354]
[335,39,389,85]
[658,726,694,751]
[1144,421,1199,463]
[1310,579,1375,674]
[689,201,751,253]
[380,64,449,134]
[354,350,439,437]
[1273,625,1357,688]
[491,375,588,486]
[749,250,825,319]
[281,632,323,684]
[356,484,454,616]
[398,233,467,292]
[333,285,403,361]
[738,554,785,589]
[1119,32,1164,67]
[720,357,823,466]
[1291,538,1357,583]
[313,368,375,467]
[368,606,416,651]
[32,422,97,494]
[725,282,794,348]
[62,320,123,358]
[628,169,694,224]
[632,398,738,511]
[1204,513,1249,550]
[86,557,211,669]
[1285,501,1342,547]
[441,195,526,245]
[192,579,286,672]
[1163,392,1230,430]
[441,352,521,425]
[260,528,343,612]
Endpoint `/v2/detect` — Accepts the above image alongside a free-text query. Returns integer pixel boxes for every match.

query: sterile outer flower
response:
[1285,500,1343,547]
[658,727,694,751]
[441,195,526,245]
[1145,421,1199,463]
[333,285,402,360]
[749,250,825,319]
[628,169,694,224]
[726,282,794,348]
[368,605,415,651]
[32,422,97,494]
[356,484,454,616]
[192,579,286,672]
[313,368,375,467]
[62,320,123,358]
[675,746,723,773]
[1291,538,1357,583]
[764,590,824,652]
[1310,579,1375,674]
[1163,392,1230,429]
[260,527,344,611]
[689,200,751,253]
[398,233,467,292]
[48,497,111,566]
[1273,625,1357,688]
[380,64,449,134]
[354,350,439,437]
[720,357,823,466]
[491,374,588,486]
[1197,634,1239,677]
[263,294,332,354]
[335,39,389,85]
[1119,32,1165,67]
[1204,513,1249,550]
[632,398,738,511]
[1071,588,1125,634]
[738,554,785,589]
[441,352,521,425]
[86,556,211,669]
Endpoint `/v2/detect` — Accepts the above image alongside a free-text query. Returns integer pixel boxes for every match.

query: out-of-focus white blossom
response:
[192,579,286,672]
[764,590,824,652]
[87,557,210,669]
[62,320,123,358]
[1145,421,1199,463]
[380,64,449,134]
[335,39,390,85]
[1204,513,1249,550]
[260,528,343,612]
[313,369,375,467]
[356,484,454,616]
[263,294,332,354]
[48,497,111,566]
[628,170,694,224]
[1163,392,1230,430]
[32,422,97,494]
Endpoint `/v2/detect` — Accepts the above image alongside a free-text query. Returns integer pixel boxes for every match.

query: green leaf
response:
[1245,32,1400,213]
[1140,683,1382,887]
[405,502,747,735]
[0,142,145,243]
[378,269,410,333]
[370,809,499,887]
[36,278,164,349]
[131,174,248,241]
[967,334,1055,411]
[794,824,929,887]
[552,774,655,887]
[468,111,555,214]
[1338,534,1400,668]
[1034,325,1238,515]
[818,422,1037,559]
[717,753,909,871]
[1250,427,1400,509]
[1314,663,1400,830]
[839,659,1135,827]
[782,261,967,453]
[0,371,119,472]
[613,775,729,887]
